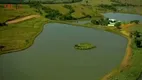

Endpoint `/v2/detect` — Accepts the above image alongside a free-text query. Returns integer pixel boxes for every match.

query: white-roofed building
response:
[107,19,120,27]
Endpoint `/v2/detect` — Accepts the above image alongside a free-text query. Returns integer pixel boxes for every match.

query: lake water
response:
[0,23,127,80]
[104,13,142,22]
[72,13,142,25]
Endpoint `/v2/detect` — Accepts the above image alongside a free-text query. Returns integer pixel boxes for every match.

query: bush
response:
[63,5,75,13]
[25,40,29,43]
[60,5,76,20]
[42,7,62,20]
[133,31,142,48]
[0,45,5,51]
[130,20,140,24]
[59,14,76,20]
[0,22,8,26]
[91,20,100,25]
[98,4,117,11]
[29,1,42,14]
[91,18,109,26]
[135,38,142,48]
[114,22,121,29]
[133,31,141,37]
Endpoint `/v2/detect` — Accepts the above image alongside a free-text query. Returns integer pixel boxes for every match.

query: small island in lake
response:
[74,43,96,50]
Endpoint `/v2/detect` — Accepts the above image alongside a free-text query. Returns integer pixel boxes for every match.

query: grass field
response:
[0,4,38,22]
[43,0,142,19]
[117,0,142,5]
[0,17,47,55]
[43,4,69,15]
[43,3,94,18]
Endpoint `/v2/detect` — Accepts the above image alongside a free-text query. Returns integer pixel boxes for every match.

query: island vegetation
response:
[74,43,96,50]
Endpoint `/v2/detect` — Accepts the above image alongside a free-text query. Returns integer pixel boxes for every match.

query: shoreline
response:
[101,33,132,80]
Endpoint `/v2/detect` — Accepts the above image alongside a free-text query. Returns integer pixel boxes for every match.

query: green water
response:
[0,23,127,80]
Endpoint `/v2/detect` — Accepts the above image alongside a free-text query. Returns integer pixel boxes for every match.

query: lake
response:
[0,23,127,80]
[104,13,142,22]
[71,13,142,25]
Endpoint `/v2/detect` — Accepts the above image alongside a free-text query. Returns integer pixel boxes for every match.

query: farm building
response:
[107,19,121,27]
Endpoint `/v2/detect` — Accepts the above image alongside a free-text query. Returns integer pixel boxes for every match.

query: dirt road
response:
[6,15,40,24]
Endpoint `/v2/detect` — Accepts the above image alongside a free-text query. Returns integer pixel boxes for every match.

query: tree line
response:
[28,1,93,20]
[110,0,138,7]
[60,5,76,20]
[130,31,142,48]
[91,18,109,26]
[130,20,140,24]
[97,4,117,12]
[42,6,62,20]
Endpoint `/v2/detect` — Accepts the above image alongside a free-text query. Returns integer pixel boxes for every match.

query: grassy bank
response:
[108,24,142,80]
[0,17,47,55]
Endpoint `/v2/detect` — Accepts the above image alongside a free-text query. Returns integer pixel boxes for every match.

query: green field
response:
[0,4,38,22]
[0,17,47,55]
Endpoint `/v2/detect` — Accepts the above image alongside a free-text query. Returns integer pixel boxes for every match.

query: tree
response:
[91,18,109,26]
[133,31,141,37]
[86,0,88,5]
[130,20,140,24]
[0,45,5,51]
[91,20,100,25]
[29,1,42,14]
[135,37,142,48]
[15,4,18,9]
[130,31,133,38]
[0,22,8,26]
[114,22,121,29]
[133,31,142,48]
[43,7,62,20]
